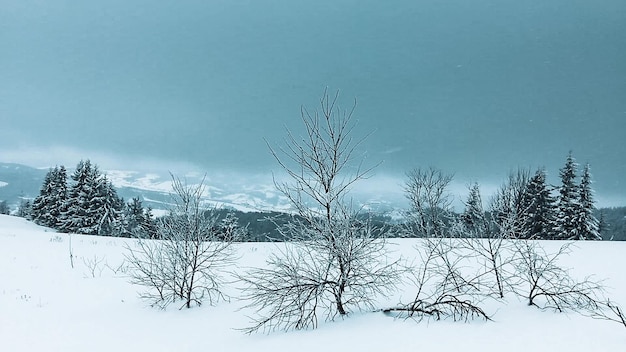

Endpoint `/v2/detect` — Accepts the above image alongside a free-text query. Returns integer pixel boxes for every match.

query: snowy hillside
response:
[1,214,625,351]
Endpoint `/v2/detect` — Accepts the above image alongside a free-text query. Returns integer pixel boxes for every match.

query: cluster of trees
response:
[453,153,602,241]
[0,200,9,215]
[25,160,157,237]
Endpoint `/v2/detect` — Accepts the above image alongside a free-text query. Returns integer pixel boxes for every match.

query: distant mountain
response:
[0,162,407,219]
[104,169,294,213]
[0,162,295,214]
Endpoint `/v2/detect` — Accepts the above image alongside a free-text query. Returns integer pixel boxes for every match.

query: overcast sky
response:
[1,0,625,207]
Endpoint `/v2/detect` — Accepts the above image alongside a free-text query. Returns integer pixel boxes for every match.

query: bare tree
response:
[239,89,400,333]
[404,167,455,238]
[126,175,241,309]
[490,168,531,239]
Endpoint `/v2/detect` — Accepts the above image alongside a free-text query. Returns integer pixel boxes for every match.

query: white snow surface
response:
[0,180,7,187]
[1,214,625,351]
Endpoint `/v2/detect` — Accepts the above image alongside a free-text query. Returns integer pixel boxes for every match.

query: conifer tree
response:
[521,169,557,239]
[92,175,124,236]
[51,166,68,228]
[142,206,158,238]
[554,152,580,240]
[576,163,602,240]
[0,200,9,215]
[124,197,147,237]
[60,160,97,234]
[598,210,608,240]
[460,183,486,237]
[31,166,68,228]
[31,170,54,225]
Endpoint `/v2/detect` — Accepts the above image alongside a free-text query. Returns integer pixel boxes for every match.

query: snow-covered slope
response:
[1,214,625,351]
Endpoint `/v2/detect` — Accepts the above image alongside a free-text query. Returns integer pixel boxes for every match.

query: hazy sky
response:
[1,0,625,206]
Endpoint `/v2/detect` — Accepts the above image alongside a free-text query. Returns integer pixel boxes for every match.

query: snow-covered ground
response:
[1,214,624,351]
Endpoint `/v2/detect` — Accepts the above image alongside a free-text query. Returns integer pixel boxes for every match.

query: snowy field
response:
[1,214,624,351]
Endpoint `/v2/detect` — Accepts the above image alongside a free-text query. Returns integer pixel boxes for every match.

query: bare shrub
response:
[240,217,399,333]
[126,175,241,309]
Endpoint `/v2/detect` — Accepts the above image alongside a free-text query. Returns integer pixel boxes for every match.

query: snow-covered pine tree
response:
[142,206,158,238]
[91,175,124,236]
[60,160,94,233]
[521,168,557,239]
[51,166,68,228]
[575,163,602,240]
[554,152,580,240]
[31,168,55,225]
[460,183,486,237]
[31,166,68,228]
[124,197,147,237]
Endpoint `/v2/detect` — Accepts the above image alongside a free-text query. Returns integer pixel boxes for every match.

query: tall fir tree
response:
[554,152,580,240]
[575,163,602,240]
[53,166,69,227]
[31,166,68,228]
[142,205,158,238]
[123,197,146,237]
[91,175,124,236]
[30,170,54,225]
[460,183,486,237]
[60,160,96,234]
[521,168,557,239]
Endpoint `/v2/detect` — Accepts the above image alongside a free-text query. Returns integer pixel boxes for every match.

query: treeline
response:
[7,153,625,241]
[212,209,395,242]
[448,152,608,241]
